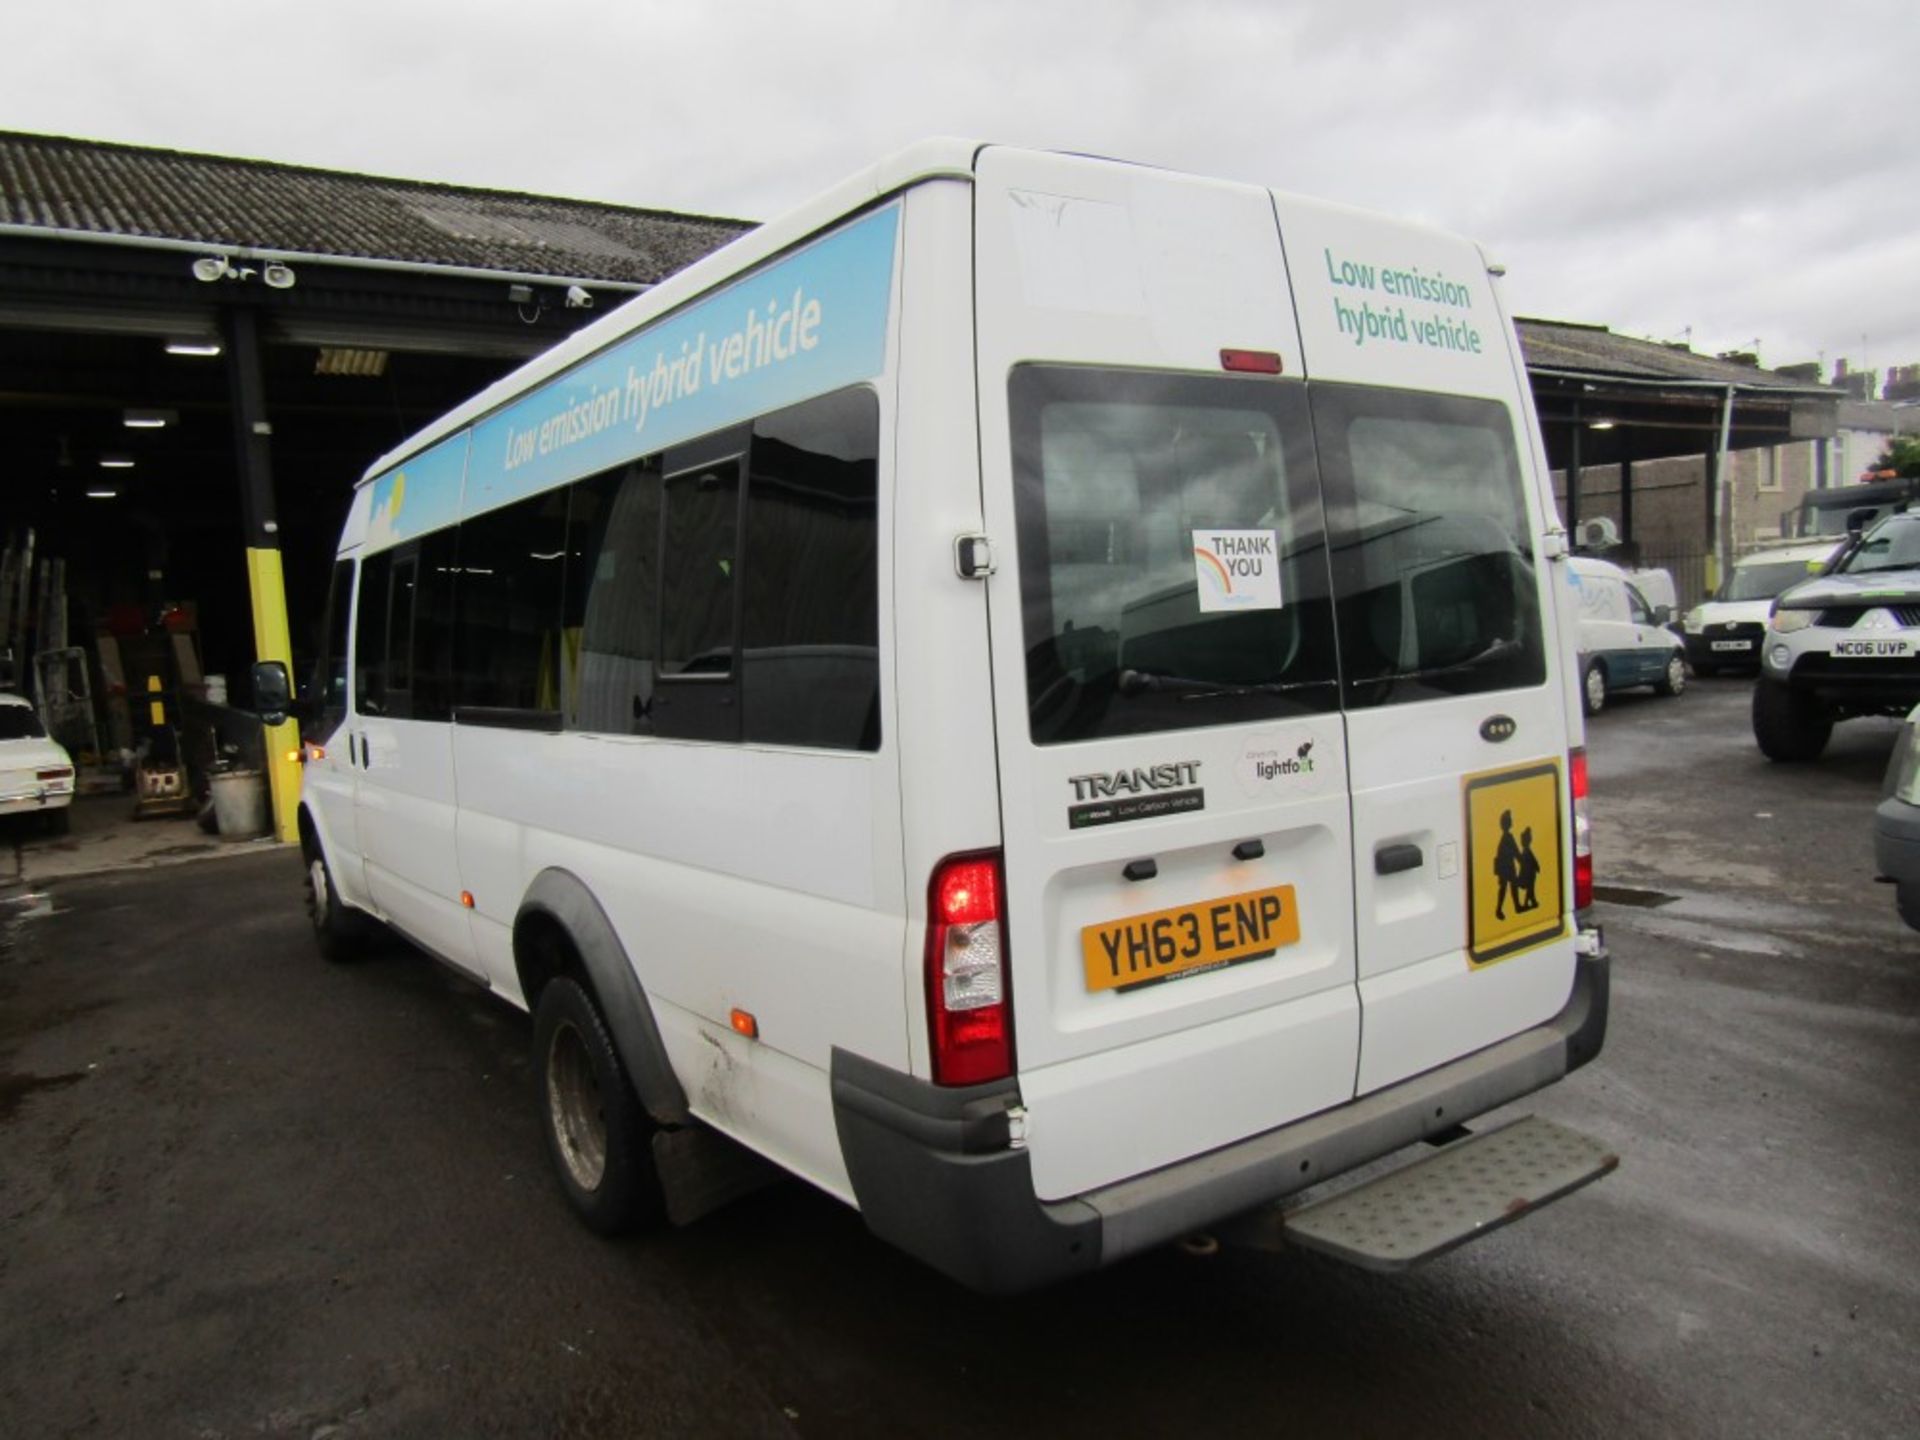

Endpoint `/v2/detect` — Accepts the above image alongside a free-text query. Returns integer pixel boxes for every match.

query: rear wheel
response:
[1752,677,1831,762]
[1654,655,1686,697]
[1582,660,1607,716]
[534,975,662,1235]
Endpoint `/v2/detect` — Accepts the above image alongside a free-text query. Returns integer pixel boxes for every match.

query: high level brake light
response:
[926,852,1013,1086]
[1570,748,1593,911]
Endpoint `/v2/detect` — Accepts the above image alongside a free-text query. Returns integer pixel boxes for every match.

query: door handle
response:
[1375,842,1423,875]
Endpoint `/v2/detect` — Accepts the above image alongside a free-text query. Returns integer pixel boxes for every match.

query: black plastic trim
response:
[833,949,1610,1294]
[454,705,565,732]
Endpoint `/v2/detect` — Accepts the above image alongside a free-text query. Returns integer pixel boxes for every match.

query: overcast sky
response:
[12,0,1918,378]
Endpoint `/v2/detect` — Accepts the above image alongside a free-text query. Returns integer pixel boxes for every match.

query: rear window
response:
[0,704,45,740]
[1010,366,1341,744]
[1311,384,1545,705]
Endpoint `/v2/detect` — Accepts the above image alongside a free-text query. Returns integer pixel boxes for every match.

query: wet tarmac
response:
[1,674,1915,1437]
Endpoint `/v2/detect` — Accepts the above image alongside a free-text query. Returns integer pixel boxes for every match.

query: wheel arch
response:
[514,868,690,1127]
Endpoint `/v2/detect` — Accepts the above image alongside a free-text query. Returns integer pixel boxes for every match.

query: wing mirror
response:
[251,660,292,727]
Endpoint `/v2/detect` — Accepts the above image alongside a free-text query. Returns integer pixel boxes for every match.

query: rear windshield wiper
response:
[1375,636,1525,684]
[1116,668,1329,700]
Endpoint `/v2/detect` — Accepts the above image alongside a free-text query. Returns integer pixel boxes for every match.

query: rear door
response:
[1273,195,1579,1094]
[973,150,1360,1202]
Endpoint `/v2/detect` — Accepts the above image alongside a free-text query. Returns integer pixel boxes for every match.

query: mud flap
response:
[651,1123,783,1227]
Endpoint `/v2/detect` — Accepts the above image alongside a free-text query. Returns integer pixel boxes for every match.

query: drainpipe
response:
[1712,385,1736,593]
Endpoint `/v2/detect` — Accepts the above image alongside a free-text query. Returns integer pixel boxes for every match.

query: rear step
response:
[1224,1116,1617,1271]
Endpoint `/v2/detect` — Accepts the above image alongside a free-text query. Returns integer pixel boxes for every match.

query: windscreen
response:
[1840,515,1920,574]
[1724,560,1816,602]
[1010,367,1340,744]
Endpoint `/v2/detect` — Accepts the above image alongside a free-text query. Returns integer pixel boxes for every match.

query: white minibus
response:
[264,141,1614,1292]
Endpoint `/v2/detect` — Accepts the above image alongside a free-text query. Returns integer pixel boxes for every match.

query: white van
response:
[1680,538,1838,676]
[268,141,1612,1293]
[1566,556,1687,714]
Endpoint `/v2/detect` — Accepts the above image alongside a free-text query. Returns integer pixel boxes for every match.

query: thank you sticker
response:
[1192,530,1282,612]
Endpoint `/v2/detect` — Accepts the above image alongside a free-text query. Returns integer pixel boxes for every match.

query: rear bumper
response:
[831,946,1610,1294]
[0,787,73,816]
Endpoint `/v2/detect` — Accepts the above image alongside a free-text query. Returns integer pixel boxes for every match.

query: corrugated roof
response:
[1515,317,1833,393]
[0,130,754,284]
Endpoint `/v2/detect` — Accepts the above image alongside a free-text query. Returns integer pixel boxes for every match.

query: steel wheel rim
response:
[547,1020,608,1192]
[1587,668,1605,709]
[308,857,329,928]
[1668,658,1685,694]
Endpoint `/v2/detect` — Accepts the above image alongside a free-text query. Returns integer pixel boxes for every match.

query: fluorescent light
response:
[86,488,119,499]
[99,456,135,469]
[123,409,175,429]
[165,339,223,357]
[1588,420,1617,431]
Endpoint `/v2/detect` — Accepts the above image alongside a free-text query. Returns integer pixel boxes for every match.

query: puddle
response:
[0,1069,86,1122]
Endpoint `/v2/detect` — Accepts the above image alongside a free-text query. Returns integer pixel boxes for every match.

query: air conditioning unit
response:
[1578,517,1620,550]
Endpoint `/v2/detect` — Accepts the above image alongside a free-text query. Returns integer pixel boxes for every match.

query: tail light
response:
[1570,748,1593,911]
[925,852,1013,1086]
[37,767,73,782]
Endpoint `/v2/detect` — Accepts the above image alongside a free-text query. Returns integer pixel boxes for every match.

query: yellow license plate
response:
[1082,885,1300,993]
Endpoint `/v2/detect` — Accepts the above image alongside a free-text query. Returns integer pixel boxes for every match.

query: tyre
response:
[1582,660,1607,716]
[533,975,663,1235]
[304,843,371,963]
[1654,654,1686,697]
[1751,677,1832,762]
[1896,883,1920,934]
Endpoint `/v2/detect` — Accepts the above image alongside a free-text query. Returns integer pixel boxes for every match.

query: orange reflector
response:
[286,749,302,764]
[729,1008,759,1039]
[460,890,475,909]
[305,743,326,763]
[1220,348,1283,374]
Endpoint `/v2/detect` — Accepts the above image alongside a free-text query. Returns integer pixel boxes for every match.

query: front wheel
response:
[1752,676,1832,762]
[533,976,663,1235]
[305,845,373,962]
[1582,661,1607,716]
[1655,654,1687,696]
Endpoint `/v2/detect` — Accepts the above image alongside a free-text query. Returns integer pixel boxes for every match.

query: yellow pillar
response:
[245,546,302,843]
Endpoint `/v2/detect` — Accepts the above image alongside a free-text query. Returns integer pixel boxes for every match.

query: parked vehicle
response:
[1874,703,1920,930]
[0,692,74,833]
[267,141,1614,1293]
[1755,511,1920,762]
[1681,539,1840,676]
[1567,556,1686,714]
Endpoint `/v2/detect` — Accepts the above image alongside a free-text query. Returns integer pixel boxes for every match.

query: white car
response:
[1681,539,1839,676]
[0,692,74,832]
[1567,555,1687,714]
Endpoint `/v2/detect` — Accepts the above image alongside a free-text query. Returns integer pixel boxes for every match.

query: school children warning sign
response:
[1462,761,1567,966]
[1192,529,1283,613]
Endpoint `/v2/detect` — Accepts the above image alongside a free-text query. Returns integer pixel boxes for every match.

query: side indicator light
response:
[459,890,475,909]
[729,1008,759,1039]
[1221,348,1283,375]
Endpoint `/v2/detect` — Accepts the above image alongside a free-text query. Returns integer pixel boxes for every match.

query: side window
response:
[315,559,353,735]
[354,549,393,716]
[1625,584,1653,626]
[1313,384,1546,705]
[654,428,748,742]
[453,490,568,715]
[385,553,418,716]
[569,460,661,735]
[412,529,458,722]
[741,388,880,751]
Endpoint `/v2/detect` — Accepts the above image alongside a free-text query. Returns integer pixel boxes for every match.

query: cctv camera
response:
[565,285,594,310]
